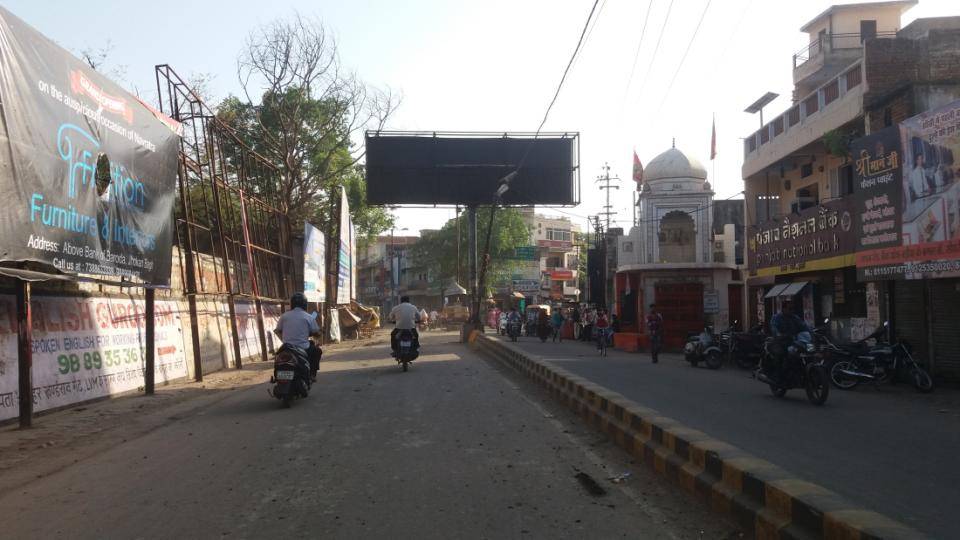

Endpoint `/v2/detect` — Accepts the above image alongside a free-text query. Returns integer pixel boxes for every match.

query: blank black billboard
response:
[365,133,579,206]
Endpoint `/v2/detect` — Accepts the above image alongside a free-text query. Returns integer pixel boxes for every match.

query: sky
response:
[6,0,956,236]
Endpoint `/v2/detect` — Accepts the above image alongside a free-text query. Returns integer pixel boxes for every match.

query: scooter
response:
[395,328,418,372]
[270,345,311,408]
[684,326,724,369]
[507,320,522,342]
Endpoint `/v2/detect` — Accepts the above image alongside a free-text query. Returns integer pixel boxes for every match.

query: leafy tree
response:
[410,207,531,293]
[217,14,398,240]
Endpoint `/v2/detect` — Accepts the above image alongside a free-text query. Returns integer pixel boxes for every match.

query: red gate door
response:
[655,283,704,350]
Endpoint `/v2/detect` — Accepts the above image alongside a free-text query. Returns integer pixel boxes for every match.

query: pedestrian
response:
[646,303,664,363]
[550,307,565,342]
[571,305,582,340]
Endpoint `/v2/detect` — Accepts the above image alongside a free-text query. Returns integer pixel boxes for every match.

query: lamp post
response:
[390,226,408,308]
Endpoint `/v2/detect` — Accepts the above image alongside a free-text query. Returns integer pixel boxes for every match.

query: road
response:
[0,331,738,539]
[502,333,960,538]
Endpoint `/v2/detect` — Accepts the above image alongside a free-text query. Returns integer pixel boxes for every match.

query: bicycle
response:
[596,327,611,356]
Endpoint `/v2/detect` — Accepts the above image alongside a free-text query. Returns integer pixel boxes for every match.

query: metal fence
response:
[155,65,293,377]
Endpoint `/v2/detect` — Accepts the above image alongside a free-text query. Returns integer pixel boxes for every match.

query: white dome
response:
[644,147,707,184]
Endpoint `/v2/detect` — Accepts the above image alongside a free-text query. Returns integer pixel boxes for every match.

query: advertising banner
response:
[303,223,326,303]
[747,198,855,276]
[0,295,188,421]
[0,8,179,285]
[511,279,540,293]
[336,186,353,304]
[855,99,960,279]
[235,301,281,359]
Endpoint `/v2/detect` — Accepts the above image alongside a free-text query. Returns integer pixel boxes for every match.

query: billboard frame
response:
[364,130,581,208]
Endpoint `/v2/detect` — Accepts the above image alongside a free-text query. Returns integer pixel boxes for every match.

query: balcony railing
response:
[743,61,864,160]
[793,31,897,68]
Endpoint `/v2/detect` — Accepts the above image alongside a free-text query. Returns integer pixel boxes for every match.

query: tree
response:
[218,14,398,240]
[409,208,531,293]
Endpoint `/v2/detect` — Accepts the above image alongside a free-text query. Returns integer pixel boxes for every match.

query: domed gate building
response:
[614,145,745,351]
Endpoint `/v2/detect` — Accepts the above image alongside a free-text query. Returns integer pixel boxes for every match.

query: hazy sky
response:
[6,0,955,235]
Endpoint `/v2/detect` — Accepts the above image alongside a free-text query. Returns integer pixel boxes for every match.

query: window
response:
[883,107,893,127]
[760,126,770,144]
[773,116,784,137]
[546,228,571,242]
[860,20,877,42]
[845,66,862,90]
[801,163,813,178]
[795,183,819,211]
[755,194,780,223]
[824,80,839,105]
[839,165,854,196]
[787,106,800,127]
[804,93,819,116]
[565,280,577,287]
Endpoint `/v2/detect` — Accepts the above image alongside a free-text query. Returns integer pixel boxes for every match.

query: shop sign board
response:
[747,198,855,276]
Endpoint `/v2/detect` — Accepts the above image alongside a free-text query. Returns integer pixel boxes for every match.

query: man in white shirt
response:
[274,292,321,380]
[388,296,421,356]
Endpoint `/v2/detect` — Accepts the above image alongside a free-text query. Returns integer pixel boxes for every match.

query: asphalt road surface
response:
[502,333,960,538]
[0,331,738,539]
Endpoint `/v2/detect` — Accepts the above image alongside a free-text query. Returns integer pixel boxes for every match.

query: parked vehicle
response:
[498,313,508,336]
[824,321,934,393]
[507,320,522,342]
[727,322,766,369]
[395,328,418,372]
[270,345,311,408]
[683,326,725,369]
[755,331,830,405]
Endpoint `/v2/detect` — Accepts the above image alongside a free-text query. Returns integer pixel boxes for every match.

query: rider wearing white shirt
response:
[389,296,421,355]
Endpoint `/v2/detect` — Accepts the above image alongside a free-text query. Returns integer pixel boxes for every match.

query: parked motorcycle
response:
[270,345,311,408]
[727,322,767,369]
[684,326,725,370]
[825,321,934,393]
[755,331,830,405]
[507,320,522,342]
[395,328,418,372]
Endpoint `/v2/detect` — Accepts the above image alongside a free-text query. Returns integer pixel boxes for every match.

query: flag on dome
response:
[632,150,643,184]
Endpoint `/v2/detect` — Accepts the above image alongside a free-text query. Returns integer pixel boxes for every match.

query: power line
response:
[621,0,654,108]
[633,0,675,103]
[569,0,607,74]
[655,0,712,116]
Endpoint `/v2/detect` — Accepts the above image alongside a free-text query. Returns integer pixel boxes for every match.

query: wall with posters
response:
[336,187,354,305]
[855,100,960,279]
[303,223,326,303]
[0,295,189,422]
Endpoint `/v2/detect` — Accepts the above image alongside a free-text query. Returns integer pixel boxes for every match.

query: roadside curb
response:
[475,335,926,540]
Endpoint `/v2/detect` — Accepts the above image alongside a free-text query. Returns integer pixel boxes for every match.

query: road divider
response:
[475,334,925,540]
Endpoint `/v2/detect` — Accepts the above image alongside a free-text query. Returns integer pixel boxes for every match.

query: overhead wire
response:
[654,0,712,118]
[621,0,655,111]
[632,0,674,105]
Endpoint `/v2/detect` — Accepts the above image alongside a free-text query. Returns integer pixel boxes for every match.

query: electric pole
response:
[596,163,620,231]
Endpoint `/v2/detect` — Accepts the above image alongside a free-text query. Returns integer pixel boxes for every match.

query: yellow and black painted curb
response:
[475,335,926,540]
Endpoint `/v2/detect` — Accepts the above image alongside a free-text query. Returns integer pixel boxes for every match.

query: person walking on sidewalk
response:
[646,304,664,363]
[551,308,565,342]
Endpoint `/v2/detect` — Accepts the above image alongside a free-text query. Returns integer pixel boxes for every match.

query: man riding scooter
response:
[389,296,421,357]
[273,292,322,382]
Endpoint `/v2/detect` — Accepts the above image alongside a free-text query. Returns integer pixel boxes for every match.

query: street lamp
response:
[390,226,408,307]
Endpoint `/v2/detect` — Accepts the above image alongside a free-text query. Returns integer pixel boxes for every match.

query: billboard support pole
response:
[468,206,478,319]
[145,287,155,395]
[16,279,33,429]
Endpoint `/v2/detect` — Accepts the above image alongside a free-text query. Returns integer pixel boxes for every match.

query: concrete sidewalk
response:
[499,333,960,538]
[0,330,739,539]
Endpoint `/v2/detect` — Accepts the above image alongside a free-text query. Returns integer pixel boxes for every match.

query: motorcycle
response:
[826,321,934,393]
[755,331,830,405]
[537,319,552,343]
[507,320,522,342]
[270,345,311,408]
[727,322,766,369]
[684,326,724,369]
[395,328,418,372]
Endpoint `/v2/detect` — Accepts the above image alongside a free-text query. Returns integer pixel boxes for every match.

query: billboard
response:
[303,223,326,303]
[0,8,179,285]
[336,186,353,304]
[365,132,579,206]
[854,100,960,279]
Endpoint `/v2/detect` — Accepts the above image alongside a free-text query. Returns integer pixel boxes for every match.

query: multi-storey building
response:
[517,208,582,304]
[742,1,960,379]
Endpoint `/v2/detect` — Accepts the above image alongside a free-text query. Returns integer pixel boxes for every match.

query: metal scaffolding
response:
[155,65,293,378]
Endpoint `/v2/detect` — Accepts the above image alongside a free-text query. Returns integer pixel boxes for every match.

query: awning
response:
[779,281,808,297]
[764,284,789,298]
[511,291,526,299]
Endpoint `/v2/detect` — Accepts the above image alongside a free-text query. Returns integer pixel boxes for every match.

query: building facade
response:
[513,208,582,305]
[742,1,960,380]
[615,146,745,350]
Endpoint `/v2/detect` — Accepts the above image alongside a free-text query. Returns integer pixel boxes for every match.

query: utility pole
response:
[596,163,620,231]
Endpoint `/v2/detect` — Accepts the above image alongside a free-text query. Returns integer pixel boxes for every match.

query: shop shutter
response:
[892,280,927,363]
[929,279,960,381]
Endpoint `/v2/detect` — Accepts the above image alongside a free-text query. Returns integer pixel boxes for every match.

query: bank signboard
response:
[853,99,960,280]
[747,198,856,276]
